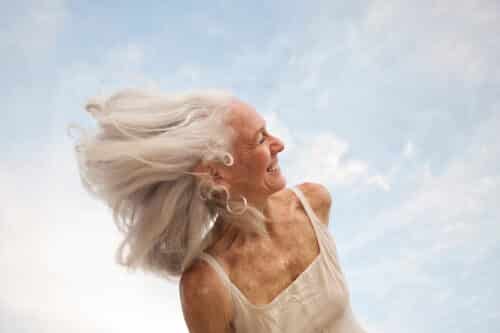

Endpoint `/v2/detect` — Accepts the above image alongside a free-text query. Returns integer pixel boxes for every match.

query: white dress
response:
[199,186,367,332]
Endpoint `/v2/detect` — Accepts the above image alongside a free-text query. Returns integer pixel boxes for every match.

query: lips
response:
[267,160,279,172]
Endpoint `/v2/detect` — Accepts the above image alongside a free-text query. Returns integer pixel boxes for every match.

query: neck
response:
[239,190,269,214]
[210,198,273,250]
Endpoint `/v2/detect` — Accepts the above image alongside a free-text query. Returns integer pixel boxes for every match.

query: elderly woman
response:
[72,89,366,332]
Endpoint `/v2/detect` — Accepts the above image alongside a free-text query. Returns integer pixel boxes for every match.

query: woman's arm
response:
[180,260,234,333]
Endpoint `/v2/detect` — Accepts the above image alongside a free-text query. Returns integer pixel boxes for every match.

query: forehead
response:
[227,99,265,140]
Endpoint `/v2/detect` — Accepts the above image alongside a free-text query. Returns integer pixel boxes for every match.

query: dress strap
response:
[290,186,323,228]
[198,252,233,288]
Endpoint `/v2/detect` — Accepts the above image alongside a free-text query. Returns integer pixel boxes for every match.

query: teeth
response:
[267,165,279,172]
[267,161,279,172]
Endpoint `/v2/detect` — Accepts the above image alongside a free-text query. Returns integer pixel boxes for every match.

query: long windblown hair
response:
[69,89,267,281]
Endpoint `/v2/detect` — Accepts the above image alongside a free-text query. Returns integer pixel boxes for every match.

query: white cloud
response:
[367,175,391,191]
[286,131,390,191]
[263,111,390,191]
[346,108,500,253]
[0,140,188,332]
[359,0,500,83]
[344,111,500,331]
[3,1,499,331]
[403,141,415,159]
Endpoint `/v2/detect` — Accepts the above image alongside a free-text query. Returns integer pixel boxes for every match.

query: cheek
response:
[241,151,269,177]
[254,150,271,171]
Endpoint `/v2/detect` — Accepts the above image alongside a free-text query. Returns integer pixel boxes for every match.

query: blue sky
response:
[1,0,499,332]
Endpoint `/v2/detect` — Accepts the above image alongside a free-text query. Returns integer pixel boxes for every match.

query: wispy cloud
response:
[345,111,500,332]
[264,112,390,191]
[403,141,415,159]
[347,110,500,253]
[2,0,499,332]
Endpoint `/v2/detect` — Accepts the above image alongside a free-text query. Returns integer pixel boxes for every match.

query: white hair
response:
[69,88,267,281]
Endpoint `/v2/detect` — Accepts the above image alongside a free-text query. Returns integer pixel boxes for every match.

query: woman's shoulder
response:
[179,258,234,331]
[296,182,332,204]
[295,182,332,226]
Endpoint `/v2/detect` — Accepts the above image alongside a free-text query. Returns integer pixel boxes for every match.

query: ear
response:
[192,161,225,184]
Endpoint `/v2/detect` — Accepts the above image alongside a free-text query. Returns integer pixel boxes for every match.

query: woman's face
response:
[222,99,286,205]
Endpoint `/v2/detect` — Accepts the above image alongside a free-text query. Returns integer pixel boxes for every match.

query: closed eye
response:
[258,130,268,144]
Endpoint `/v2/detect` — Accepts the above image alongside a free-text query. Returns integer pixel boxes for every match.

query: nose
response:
[270,135,285,154]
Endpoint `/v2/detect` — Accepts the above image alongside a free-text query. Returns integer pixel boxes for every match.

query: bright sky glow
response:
[2,1,499,332]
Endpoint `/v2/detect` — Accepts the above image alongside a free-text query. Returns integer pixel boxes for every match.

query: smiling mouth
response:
[267,162,280,173]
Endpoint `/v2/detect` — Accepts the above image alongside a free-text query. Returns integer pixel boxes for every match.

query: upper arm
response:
[180,259,234,333]
[298,182,332,226]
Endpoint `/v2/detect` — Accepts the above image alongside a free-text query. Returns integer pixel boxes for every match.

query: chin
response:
[263,167,287,194]
[271,175,287,193]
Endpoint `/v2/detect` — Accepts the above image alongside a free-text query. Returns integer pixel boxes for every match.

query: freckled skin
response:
[180,99,332,333]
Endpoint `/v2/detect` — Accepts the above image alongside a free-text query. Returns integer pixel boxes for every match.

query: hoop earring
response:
[199,190,209,201]
[222,153,234,166]
[225,195,248,215]
[198,179,211,201]
[220,187,247,215]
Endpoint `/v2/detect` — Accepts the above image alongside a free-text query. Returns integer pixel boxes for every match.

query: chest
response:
[224,208,321,306]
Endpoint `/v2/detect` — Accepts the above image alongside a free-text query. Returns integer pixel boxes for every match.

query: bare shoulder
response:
[297,182,332,226]
[180,258,234,333]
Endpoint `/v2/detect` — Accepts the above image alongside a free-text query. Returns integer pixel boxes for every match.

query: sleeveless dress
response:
[199,187,367,332]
